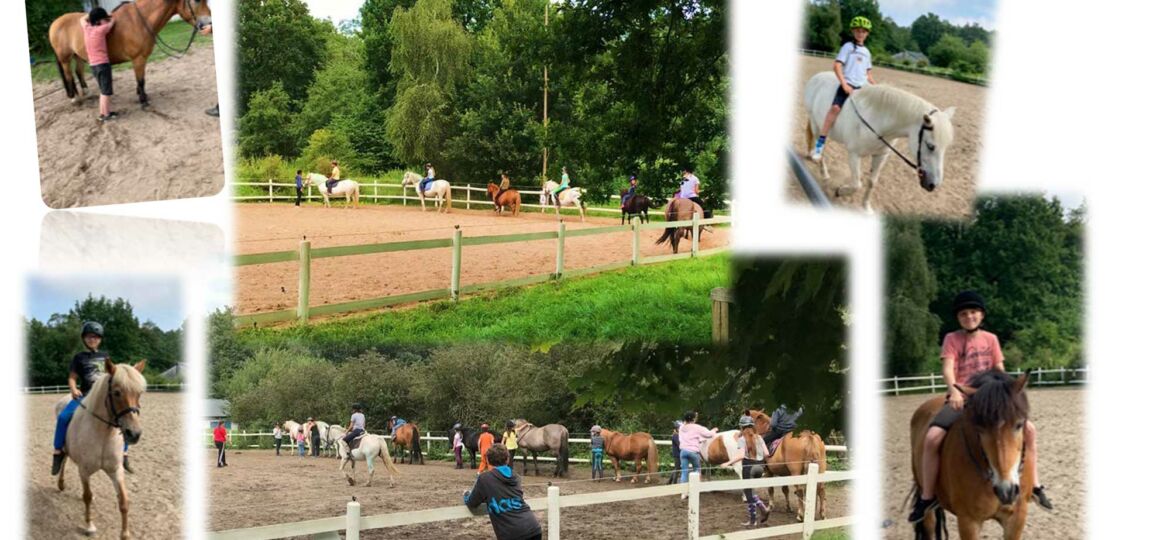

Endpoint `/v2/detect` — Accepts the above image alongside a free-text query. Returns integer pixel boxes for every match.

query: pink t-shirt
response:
[941,330,1004,386]
[678,423,716,453]
[82,19,116,65]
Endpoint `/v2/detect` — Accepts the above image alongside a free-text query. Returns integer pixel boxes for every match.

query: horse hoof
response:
[83,524,97,535]
[346,477,355,486]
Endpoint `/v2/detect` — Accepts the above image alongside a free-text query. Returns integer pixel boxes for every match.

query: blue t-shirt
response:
[295,174,303,189]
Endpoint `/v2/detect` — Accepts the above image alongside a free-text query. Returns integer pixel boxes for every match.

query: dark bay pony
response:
[599,428,659,483]
[512,419,570,477]
[910,370,1033,540]
[49,0,213,106]
[620,190,651,224]
[487,182,521,216]
[654,198,704,253]
[388,421,424,465]
[449,425,501,468]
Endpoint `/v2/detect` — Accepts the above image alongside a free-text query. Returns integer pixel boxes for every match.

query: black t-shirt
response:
[70,350,109,395]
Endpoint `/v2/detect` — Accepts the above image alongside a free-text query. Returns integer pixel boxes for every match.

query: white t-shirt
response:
[351,412,366,431]
[679,174,700,198]
[835,42,872,88]
[273,427,282,439]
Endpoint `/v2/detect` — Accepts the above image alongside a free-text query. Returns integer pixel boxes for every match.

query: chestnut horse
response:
[487,182,521,216]
[49,0,213,107]
[389,422,424,464]
[746,409,827,520]
[599,428,658,483]
[910,370,1033,540]
[654,198,704,254]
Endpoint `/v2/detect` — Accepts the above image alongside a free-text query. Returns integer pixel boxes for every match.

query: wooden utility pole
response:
[542,1,549,182]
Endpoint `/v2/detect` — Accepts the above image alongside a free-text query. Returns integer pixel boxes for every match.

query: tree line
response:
[26,295,184,386]
[237,0,728,205]
[885,195,1085,377]
[804,0,992,77]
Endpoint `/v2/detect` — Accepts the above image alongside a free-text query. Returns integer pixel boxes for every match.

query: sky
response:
[26,276,185,331]
[877,0,998,30]
[303,0,365,24]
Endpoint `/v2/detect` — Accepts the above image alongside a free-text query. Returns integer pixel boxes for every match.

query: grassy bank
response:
[239,253,730,351]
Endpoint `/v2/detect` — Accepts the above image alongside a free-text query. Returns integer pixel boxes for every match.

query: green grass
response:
[811,530,851,540]
[31,20,211,82]
[239,253,729,349]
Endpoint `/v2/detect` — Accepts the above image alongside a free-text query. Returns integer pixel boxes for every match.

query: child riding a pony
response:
[51,321,133,475]
[725,414,771,528]
[811,15,877,162]
[80,8,117,122]
[341,403,366,452]
[552,167,572,206]
[908,291,1053,523]
[420,162,437,193]
[762,404,803,454]
[326,160,341,194]
[678,166,712,219]
[621,174,638,209]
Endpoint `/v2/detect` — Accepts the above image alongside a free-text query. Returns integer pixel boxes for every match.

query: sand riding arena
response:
[234,203,729,318]
[788,54,986,217]
[882,387,1085,539]
[26,392,183,540]
[208,449,850,539]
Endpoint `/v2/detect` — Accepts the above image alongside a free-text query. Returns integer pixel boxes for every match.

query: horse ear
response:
[923,113,934,128]
[105,357,116,375]
[134,360,147,373]
[942,106,956,119]
[954,383,976,397]
[1013,371,1030,392]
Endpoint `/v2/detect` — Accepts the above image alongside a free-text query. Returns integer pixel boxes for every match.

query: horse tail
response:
[646,436,659,480]
[558,429,570,476]
[353,183,360,207]
[655,200,678,245]
[445,184,453,211]
[380,437,400,475]
[411,426,423,464]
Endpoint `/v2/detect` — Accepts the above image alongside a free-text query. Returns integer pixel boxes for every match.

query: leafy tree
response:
[300,128,360,176]
[804,1,843,51]
[25,0,79,55]
[295,35,372,147]
[884,220,942,376]
[910,12,947,53]
[927,33,968,69]
[237,0,333,115]
[208,308,251,398]
[238,83,299,158]
[359,0,417,106]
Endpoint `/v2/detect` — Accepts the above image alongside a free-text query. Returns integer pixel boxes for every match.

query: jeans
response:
[679,449,702,483]
[298,441,305,457]
[55,396,128,453]
[591,448,604,478]
[454,446,463,469]
[275,438,282,455]
[295,187,303,206]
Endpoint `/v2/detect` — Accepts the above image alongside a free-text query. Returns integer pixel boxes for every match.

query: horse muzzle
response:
[993,482,1020,505]
[918,170,937,192]
[123,428,142,445]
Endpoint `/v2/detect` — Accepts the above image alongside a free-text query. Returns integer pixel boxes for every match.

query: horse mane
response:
[965,370,1029,429]
[853,84,954,144]
[83,363,146,410]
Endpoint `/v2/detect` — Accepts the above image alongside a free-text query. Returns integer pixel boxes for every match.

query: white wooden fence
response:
[879,367,1088,395]
[798,48,988,86]
[25,383,185,394]
[207,464,852,540]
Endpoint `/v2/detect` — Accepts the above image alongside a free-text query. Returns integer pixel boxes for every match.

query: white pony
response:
[541,180,587,222]
[54,359,147,539]
[339,433,400,487]
[402,171,453,212]
[282,420,302,450]
[303,420,331,455]
[804,71,955,212]
[307,172,360,209]
[328,424,347,459]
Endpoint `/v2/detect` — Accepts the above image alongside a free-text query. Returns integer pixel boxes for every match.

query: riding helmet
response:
[738,415,754,428]
[453,422,462,430]
[672,420,683,429]
[590,425,601,433]
[81,321,105,338]
[88,8,109,25]
[952,290,987,316]
[505,420,515,429]
[850,16,872,31]
[351,402,363,411]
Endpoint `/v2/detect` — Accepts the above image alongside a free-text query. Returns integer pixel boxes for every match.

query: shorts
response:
[928,402,963,430]
[91,63,113,96]
[831,83,858,108]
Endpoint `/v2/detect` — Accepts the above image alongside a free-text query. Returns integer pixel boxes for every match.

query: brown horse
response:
[49,0,212,106]
[487,182,521,216]
[654,198,704,253]
[620,190,651,224]
[910,371,1033,540]
[388,422,424,465]
[599,429,658,483]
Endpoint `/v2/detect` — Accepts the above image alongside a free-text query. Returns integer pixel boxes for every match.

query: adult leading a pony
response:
[306,173,360,208]
[50,0,213,107]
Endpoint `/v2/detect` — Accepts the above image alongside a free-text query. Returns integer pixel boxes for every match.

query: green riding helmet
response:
[850,16,872,31]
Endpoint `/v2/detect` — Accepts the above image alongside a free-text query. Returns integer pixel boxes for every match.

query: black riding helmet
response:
[952,290,987,316]
[351,402,363,411]
[81,321,104,338]
[88,8,110,25]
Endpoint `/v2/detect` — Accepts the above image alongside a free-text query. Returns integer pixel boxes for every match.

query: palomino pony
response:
[620,190,651,225]
[389,422,424,465]
[512,420,570,477]
[307,173,360,209]
[50,0,213,107]
[541,181,586,222]
[338,432,400,487]
[599,428,658,483]
[655,198,704,254]
[487,182,521,216]
[403,171,452,212]
[910,370,1033,540]
[804,71,956,212]
[54,359,146,539]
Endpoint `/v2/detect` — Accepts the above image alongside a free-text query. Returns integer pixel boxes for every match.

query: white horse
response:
[328,424,347,459]
[282,420,301,450]
[402,171,453,212]
[54,359,147,539]
[804,71,955,212]
[541,180,587,222]
[304,420,330,455]
[339,433,400,487]
[307,172,360,209]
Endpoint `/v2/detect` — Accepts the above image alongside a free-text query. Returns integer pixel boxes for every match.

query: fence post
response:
[374,183,378,201]
[298,239,311,323]
[801,462,820,539]
[631,222,641,265]
[710,287,732,345]
[687,472,701,540]
[556,221,566,278]
[691,214,700,257]
[403,184,407,206]
[547,486,561,540]
[466,184,471,210]
[268,178,274,203]
[451,227,463,301]
[345,500,361,540]
[894,376,900,396]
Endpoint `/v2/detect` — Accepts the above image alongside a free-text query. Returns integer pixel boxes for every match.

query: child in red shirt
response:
[80,8,117,121]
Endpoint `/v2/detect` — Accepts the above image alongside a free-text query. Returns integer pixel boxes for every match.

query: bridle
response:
[958,415,1026,484]
[850,99,939,179]
[78,374,140,431]
[132,0,204,58]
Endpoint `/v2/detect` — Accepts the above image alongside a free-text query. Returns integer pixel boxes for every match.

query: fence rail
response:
[879,367,1088,396]
[25,383,185,394]
[798,48,988,86]
[208,464,852,540]
[234,215,732,326]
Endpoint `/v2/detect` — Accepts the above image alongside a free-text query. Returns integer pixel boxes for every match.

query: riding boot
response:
[907,496,938,523]
[51,453,65,475]
[123,455,134,474]
[1032,485,1054,510]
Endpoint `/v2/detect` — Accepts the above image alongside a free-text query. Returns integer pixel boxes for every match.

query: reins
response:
[77,374,140,431]
[131,0,201,59]
[849,98,938,176]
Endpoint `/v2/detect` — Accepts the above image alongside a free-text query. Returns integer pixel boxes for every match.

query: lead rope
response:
[133,0,200,59]
[849,100,937,173]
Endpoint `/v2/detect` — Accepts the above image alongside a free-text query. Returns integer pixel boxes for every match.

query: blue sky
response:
[26,276,185,331]
[873,0,998,30]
